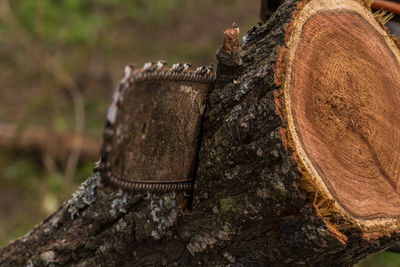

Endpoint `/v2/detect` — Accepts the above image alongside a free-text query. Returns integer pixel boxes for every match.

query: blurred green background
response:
[0,0,397,265]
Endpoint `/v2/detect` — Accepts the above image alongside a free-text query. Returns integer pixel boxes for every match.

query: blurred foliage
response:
[9,0,182,46]
[356,252,400,267]
[0,0,398,265]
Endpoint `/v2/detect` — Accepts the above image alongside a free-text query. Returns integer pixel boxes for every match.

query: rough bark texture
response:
[1,1,399,266]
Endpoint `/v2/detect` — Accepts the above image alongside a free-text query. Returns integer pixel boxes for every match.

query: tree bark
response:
[2,0,400,266]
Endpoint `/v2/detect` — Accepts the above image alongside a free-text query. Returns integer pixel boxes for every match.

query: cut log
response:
[1,0,400,266]
[274,0,400,230]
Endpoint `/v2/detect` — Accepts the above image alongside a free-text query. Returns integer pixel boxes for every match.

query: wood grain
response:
[290,12,400,219]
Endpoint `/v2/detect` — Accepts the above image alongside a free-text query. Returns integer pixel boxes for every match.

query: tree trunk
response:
[2,0,400,266]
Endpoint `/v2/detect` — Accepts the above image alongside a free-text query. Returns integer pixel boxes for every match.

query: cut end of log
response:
[277,0,400,231]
